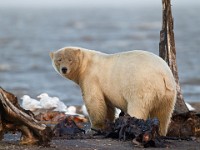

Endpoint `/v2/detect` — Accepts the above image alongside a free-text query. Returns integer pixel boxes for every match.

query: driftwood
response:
[159,0,189,114]
[158,0,200,139]
[0,87,52,145]
[167,111,200,137]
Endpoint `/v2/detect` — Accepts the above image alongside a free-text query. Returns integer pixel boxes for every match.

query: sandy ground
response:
[1,136,200,150]
[1,102,200,150]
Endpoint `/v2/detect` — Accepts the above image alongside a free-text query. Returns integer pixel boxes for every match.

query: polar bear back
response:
[93,50,176,111]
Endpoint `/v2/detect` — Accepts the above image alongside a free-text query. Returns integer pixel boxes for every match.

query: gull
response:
[53,100,67,112]
[65,105,85,117]
[21,95,42,115]
[81,104,89,116]
[65,105,77,115]
[37,93,59,112]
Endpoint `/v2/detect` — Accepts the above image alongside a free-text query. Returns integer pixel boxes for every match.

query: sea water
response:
[0,4,199,105]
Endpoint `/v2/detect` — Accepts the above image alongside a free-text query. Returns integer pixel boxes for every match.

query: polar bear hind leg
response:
[150,95,176,136]
[127,97,150,120]
[127,93,175,136]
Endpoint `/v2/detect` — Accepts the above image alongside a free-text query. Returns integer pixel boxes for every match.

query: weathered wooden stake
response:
[159,0,189,114]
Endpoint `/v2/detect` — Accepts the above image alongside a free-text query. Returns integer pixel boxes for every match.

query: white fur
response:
[50,47,177,136]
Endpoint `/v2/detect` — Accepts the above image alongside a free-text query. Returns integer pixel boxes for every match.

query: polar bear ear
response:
[49,52,54,59]
[74,49,81,56]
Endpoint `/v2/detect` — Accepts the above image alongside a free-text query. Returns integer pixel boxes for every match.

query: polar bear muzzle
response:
[61,67,68,74]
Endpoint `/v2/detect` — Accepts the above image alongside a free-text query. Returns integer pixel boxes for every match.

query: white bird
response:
[53,100,67,112]
[21,95,42,114]
[81,104,89,116]
[186,102,195,111]
[37,93,59,112]
[65,105,85,117]
[65,105,77,115]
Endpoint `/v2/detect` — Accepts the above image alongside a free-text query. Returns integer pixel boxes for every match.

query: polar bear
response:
[50,47,176,136]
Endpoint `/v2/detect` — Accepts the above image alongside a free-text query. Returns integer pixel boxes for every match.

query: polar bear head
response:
[50,47,81,82]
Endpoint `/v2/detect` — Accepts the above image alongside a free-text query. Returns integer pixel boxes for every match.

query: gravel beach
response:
[1,136,200,150]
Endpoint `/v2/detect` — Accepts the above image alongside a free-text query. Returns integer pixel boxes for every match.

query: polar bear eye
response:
[68,59,72,62]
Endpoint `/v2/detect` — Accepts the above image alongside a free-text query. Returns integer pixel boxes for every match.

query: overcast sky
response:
[0,0,199,8]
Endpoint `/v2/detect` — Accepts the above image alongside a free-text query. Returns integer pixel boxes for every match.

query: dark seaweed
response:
[100,114,165,148]
[53,116,85,137]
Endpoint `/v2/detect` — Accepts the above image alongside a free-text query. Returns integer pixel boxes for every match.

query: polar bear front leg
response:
[82,89,108,130]
[106,104,115,123]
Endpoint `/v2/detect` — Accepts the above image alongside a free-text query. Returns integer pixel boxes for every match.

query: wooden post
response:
[159,0,189,114]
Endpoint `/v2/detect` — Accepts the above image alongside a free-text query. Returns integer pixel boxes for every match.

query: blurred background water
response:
[0,0,199,105]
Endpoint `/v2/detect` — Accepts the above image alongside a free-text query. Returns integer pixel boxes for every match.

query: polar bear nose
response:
[61,67,68,74]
